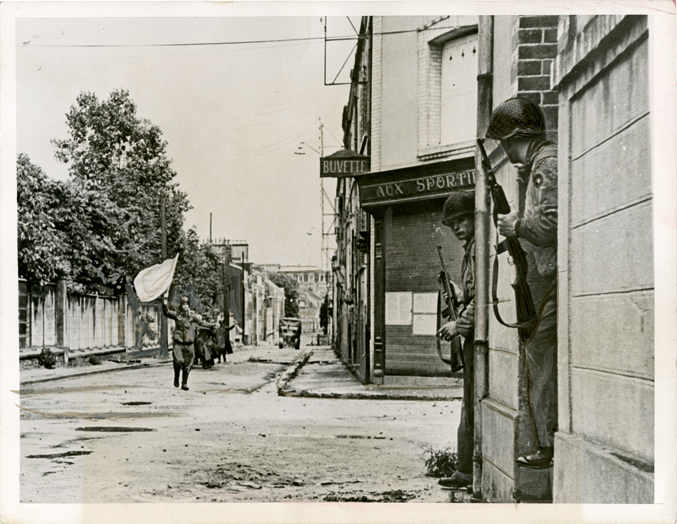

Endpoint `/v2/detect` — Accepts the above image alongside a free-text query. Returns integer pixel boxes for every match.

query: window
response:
[440,33,478,146]
[417,19,479,157]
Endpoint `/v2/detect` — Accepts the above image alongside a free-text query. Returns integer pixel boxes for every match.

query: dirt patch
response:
[193,461,305,491]
[75,427,155,432]
[322,489,417,502]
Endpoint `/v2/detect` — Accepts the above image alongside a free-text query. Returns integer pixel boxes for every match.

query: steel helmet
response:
[486,97,546,139]
[442,191,475,225]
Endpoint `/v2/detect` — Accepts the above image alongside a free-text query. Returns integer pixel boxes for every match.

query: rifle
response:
[436,245,464,372]
[477,138,536,343]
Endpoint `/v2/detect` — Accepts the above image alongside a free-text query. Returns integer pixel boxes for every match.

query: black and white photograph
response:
[1,2,675,523]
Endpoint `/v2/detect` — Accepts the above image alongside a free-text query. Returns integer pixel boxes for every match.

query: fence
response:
[19,279,161,357]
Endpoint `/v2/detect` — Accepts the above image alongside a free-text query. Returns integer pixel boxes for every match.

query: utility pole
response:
[320,119,326,273]
[160,195,168,359]
[223,243,232,326]
[210,213,213,244]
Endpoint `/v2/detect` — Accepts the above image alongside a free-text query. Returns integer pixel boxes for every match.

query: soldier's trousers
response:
[173,342,195,386]
[456,332,475,475]
[525,283,558,449]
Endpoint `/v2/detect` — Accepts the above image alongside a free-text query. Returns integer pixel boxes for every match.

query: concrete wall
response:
[553,15,653,503]
[19,279,161,354]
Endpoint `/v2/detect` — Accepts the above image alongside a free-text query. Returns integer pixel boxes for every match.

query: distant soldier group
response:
[437,97,558,489]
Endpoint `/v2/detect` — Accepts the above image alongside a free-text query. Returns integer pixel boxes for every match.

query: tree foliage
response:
[266,272,299,318]
[172,230,224,308]
[17,88,233,310]
[17,90,212,300]
[17,153,69,283]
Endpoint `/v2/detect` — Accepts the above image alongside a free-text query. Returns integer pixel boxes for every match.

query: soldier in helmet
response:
[437,190,475,489]
[162,294,211,391]
[487,97,558,469]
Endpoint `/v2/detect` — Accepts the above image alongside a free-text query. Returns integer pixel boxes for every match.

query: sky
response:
[16,15,360,268]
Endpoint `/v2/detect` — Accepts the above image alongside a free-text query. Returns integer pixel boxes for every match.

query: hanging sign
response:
[320,149,370,178]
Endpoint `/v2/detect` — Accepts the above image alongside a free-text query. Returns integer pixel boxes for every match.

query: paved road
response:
[19,344,462,503]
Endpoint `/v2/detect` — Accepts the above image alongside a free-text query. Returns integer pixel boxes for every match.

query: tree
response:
[49,89,191,292]
[266,271,299,318]
[172,229,223,308]
[17,154,69,283]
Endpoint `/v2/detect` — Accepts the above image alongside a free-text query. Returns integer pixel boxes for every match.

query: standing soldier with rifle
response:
[437,191,476,489]
[485,97,558,470]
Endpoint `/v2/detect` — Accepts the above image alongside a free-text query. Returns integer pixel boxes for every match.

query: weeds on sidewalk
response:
[424,447,457,478]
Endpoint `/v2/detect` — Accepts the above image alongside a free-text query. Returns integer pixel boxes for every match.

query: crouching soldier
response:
[162,295,210,391]
[437,191,475,489]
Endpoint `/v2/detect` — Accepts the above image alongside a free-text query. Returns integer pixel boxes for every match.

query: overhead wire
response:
[27,25,464,49]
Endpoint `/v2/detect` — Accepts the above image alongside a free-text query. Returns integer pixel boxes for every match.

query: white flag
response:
[133,255,179,303]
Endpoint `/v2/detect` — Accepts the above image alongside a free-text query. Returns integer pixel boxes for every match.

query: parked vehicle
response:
[279,318,302,349]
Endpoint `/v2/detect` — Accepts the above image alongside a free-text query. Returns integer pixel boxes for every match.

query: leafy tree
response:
[48,89,191,292]
[266,271,299,318]
[172,229,224,308]
[17,154,69,283]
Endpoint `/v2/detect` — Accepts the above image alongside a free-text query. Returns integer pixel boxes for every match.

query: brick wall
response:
[513,15,559,135]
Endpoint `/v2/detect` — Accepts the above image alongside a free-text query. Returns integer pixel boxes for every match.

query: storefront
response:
[357,157,475,380]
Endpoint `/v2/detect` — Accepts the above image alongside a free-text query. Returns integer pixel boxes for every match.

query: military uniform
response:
[487,96,558,467]
[163,301,204,390]
[455,236,475,477]
[517,139,558,452]
[438,191,475,488]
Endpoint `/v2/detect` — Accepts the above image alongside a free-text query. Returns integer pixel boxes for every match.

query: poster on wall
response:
[385,292,412,325]
[412,314,437,335]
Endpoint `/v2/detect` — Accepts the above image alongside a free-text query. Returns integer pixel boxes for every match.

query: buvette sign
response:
[320,149,370,178]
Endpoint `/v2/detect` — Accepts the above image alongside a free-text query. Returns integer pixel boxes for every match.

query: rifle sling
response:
[491,251,537,331]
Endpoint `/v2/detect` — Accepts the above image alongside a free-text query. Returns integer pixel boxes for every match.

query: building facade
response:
[359,15,480,383]
[330,13,654,504]
[332,16,372,382]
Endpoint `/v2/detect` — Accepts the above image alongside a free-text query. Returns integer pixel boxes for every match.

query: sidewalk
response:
[19,344,309,386]
[20,344,464,401]
[20,356,170,386]
[279,346,464,401]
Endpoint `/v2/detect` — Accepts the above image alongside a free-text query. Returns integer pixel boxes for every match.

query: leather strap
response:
[491,250,537,331]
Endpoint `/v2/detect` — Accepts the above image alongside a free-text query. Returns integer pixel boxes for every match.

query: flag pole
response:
[160,195,168,359]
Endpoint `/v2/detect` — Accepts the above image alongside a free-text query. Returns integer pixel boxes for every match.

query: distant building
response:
[265,265,330,334]
[277,266,330,297]
[243,267,285,346]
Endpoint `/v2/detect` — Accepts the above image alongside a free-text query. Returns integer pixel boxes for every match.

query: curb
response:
[20,360,172,386]
[276,347,316,393]
[278,348,464,402]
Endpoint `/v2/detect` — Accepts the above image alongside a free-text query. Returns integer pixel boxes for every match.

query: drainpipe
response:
[472,14,493,503]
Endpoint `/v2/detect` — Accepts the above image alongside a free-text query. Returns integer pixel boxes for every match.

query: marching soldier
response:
[487,97,558,469]
[437,191,475,489]
[162,295,211,391]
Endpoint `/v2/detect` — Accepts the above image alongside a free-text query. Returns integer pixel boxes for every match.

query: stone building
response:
[330,13,655,504]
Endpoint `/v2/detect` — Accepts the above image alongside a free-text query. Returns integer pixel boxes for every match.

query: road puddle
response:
[75,427,155,432]
[15,385,139,396]
[18,405,185,419]
[27,451,92,459]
